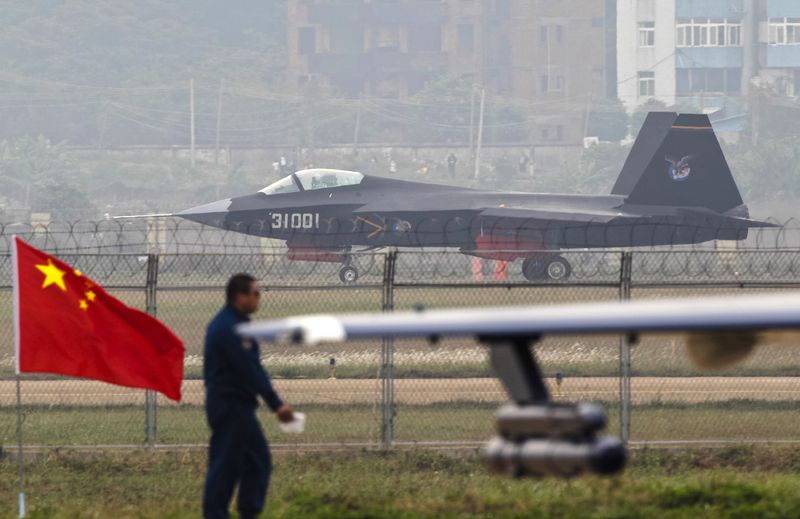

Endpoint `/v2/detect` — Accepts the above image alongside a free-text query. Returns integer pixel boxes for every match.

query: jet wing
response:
[352,203,627,223]
[239,292,800,368]
[477,206,626,223]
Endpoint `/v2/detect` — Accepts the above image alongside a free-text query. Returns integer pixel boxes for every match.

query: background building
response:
[617,0,800,113]
[617,0,753,112]
[758,0,800,96]
[287,0,617,145]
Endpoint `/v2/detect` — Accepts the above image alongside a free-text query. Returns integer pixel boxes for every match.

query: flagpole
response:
[16,375,25,518]
[12,236,26,518]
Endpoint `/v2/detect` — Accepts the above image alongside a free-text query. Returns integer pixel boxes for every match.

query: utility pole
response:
[215,79,224,165]
[468,86,476,162]
[582,93,593,143]
[303,79,316,149]
[473,88,486,180]
[353,95,362,150]
[190,78,196,168]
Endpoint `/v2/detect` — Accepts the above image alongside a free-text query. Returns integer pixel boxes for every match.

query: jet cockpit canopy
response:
[260,169,365,195]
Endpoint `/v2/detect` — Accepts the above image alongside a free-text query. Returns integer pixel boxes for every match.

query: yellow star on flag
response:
[79,300,88,311]
[86,290,96,302]
[36,259,67,292]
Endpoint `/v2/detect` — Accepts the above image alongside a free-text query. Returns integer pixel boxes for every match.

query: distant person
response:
[279,155,289,177]
[495,153,513,187]
[447,153,457,179]
[203,274,294,519]
[519,154,529,176]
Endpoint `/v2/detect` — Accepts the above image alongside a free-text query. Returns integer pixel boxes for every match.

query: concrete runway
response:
[1,377,798,406]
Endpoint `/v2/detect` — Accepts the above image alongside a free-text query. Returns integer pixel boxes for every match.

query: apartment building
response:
[288,0,482,97]
[618,0,753,111]
[618,0,800,111]
[287,0,615,145]
[758,0,800,95]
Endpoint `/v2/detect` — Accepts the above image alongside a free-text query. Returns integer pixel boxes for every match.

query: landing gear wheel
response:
[545,256,572,281]
[339,266,359,284]
[522,257,547,281]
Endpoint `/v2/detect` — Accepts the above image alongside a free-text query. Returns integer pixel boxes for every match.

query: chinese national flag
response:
[13,237,184,401]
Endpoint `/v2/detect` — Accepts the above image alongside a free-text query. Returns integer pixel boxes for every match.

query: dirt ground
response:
[1,377,798,406]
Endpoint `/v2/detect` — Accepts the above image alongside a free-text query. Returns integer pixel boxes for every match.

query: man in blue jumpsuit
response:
[203,273,294,519]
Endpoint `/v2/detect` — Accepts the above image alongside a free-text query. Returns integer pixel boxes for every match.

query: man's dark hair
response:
[226,273,257,304]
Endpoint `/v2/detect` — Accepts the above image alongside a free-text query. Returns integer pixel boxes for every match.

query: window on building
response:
[728,23,741,45]
[540,71,564,93]
[375,25,400,50]
[769,18,800,45]
[639,22,655,47]
[539,25,564,45]
[676,18,742,47]
[676,68,742,94]
[409,23,442,52]
[541,126,564,142]
[298,27,316,55]
[638,71,655,97]
[458,24,474,52]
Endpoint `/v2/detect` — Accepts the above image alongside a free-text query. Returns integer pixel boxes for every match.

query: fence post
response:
[618,252,633,444]
[380,250,397,450]
[145,253,159,446]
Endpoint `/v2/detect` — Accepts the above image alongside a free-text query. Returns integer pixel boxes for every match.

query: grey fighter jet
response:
[136,113,772,283]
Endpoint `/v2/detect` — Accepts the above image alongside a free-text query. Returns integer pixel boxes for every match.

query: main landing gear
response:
[522,255,572,282]
[337,253,360,284]
[339,264,359,284]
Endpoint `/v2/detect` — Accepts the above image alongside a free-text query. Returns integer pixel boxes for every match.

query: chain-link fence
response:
[2,249,800,450]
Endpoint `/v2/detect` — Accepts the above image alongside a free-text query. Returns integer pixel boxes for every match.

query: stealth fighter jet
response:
[139,113,772,283]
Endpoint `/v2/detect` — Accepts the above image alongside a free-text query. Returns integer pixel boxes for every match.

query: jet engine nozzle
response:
[484,436,626,478]
[495,402,606,440]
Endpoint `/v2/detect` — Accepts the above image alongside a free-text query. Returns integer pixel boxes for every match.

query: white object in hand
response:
[278,412,305,434]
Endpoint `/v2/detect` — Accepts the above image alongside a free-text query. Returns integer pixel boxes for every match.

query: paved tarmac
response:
[1,377,798,406]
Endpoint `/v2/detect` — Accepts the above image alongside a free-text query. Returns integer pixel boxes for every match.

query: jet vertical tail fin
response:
[612,112,744,213]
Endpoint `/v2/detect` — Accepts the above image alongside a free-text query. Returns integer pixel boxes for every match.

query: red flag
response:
[13,237,184,401]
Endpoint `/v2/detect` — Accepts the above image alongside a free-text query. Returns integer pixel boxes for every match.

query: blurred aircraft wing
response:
[241,291,800,372]
[239,292,800,345]
[239,291,800,478]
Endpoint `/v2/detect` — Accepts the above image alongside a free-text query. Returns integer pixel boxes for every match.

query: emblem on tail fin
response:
[666,155,694,181]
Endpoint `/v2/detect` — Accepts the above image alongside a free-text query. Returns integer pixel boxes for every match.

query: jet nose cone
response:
[177,198,232,216]
[176,198,232,225]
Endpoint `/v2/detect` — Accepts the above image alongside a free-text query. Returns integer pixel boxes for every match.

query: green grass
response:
[2,401,800,447]
[4,447,800,518]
